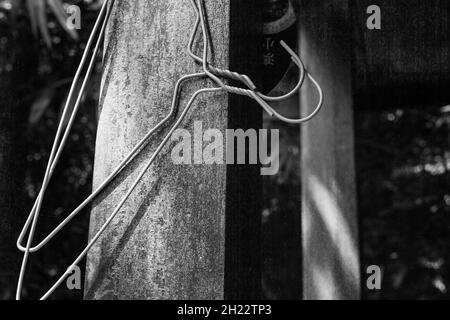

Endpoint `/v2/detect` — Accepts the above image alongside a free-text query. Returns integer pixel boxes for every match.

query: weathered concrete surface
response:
[298,0,361,300]
[84,0,230,299]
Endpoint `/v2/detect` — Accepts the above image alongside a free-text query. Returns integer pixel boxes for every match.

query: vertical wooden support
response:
[84,0,261,299]
[226,1,262,300]
[299,0,361,299]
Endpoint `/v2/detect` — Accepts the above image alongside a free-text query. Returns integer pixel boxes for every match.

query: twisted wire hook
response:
[193,0,324,124]
[189,0,305,101]
[187,0,257,90]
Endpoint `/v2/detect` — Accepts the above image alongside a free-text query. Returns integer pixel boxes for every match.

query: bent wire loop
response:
[16,0,324,300]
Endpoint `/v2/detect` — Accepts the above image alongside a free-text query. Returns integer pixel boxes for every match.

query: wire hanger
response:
[16,0,114,300]
[190,0,324,123]
[16,0,324,300]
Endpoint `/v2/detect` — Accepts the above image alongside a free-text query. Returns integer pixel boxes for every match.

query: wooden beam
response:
[84,0,261,299]
[353,0,450,108]
[225,0,262,300]
[299,0,361,300]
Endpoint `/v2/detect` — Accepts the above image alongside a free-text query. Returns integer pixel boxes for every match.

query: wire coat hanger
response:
[16,0,324,300]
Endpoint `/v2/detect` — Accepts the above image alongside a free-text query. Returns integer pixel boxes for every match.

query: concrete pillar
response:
[84,0,261,300]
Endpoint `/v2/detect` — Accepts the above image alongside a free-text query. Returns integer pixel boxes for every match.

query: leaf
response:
[26,0,79,48]
[441,105,450,114]
[28,86,56,124]
[36,0,52,48]
[28,78,72,124]
[47,0,79,41]
[87,0,105,11]
[25,0,39,38]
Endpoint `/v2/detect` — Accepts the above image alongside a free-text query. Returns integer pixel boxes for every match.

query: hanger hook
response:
[257,40,306,102]
[194,0,324,124]
[189,0,306,103]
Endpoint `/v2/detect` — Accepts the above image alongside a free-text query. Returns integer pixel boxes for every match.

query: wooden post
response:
[84,0,261,299]
[299,0,361,300]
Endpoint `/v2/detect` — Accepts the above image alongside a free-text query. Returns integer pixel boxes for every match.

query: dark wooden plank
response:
[225,0,262,300]
[352,0,450,108]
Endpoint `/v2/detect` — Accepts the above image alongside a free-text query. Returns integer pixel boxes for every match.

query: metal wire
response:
[192,0,324,123]
[16,0,324,300]
[40,84,222,300]
[17,0,113,254]
[16,0,113,300]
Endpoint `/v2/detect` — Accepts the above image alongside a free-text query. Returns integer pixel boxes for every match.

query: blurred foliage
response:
[0,0,101,299]
[262,107,450,300]
[356,108,450,299]
[1,0,450,301]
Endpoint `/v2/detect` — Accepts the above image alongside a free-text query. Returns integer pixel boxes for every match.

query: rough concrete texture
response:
[85,0,229,299]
